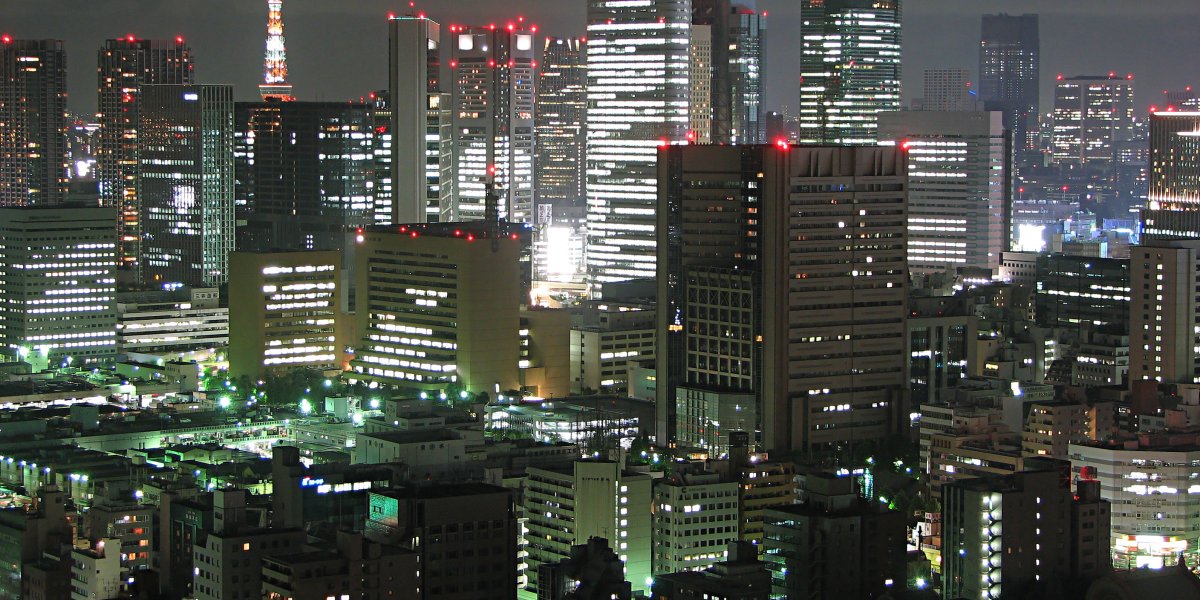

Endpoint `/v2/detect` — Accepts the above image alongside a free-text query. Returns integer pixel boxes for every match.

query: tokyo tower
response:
[259,0,294,100]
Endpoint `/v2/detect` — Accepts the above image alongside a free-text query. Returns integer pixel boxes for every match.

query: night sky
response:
[5,0,1198,117]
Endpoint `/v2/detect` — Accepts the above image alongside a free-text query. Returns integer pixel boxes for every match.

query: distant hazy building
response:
[798,0,902,145]
[920,68,976,112]
[0,206,118,365]
[978,14,1039,165]
[878,110,1008,274]
[692,0,767,145]
[138,84,235,288]
[1140,111,1200,239]
[1051,74,1136,166]
[535,37,587,213]
[228,250,341,381]
[0,38,68,206]
[585,0,691,285]
[96,37,195,266]
[657,144,907,451]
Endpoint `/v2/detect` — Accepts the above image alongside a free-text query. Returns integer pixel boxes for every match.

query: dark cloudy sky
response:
[5,0,1199,117]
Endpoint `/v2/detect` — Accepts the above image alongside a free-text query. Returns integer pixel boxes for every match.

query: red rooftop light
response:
[1,35,11,44]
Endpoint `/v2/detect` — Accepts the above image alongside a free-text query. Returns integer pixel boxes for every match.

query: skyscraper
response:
[137,84,235,288]
[0,38,68,206]
[368,90,394,225]
[0,205,118,365]
[657,144,907,451]
[691,1,766,145]
[234,101,373,255]
[259,0,294,101]
[878,111,1008,274]
[1050,74,1135,166]
[978,14,1039,166]
[798,0,902,145]
[96,37,194,267]
[388,15,452,224]
[449,21,537,223]
[585,0,691,286]
[1139,111,1200,239]
[534,37,587,216]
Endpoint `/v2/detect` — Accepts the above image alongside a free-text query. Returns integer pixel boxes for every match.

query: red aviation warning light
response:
[1,35,11,44]
[175,36,184,44]
[775,138,790,150]
[657,138,669,148]
[686,131,696,142]
[900,140,912,150]
[126,34,136,42]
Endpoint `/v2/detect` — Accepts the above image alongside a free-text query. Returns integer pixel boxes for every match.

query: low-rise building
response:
[652,471,740,575]
[569,301,656,394]
[261,530,419,600]
[115,287,228,360]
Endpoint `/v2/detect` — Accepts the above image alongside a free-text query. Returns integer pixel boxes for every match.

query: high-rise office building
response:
[1140,111,1200,239]
[234,101,373,256]
[137,84,235,288]
[585,0,691,286]
[1034,254,1130,333]
[0,206,118,365]
[388,15,452,224]
[96,37,194,267]
[368,90,394,225]
[689,24,714,145]
[919,68,975,112]
[228,250,341,382]
[798,0,902,145]
[1050,74,1135,166]
[657,144,907,452]
[449,21,537,223]
[692,1,766,145]
[877,111,1008,274]
[258,0,295,101]
[1128,238,1200,385]
[978,14,1039,165]
[0,38,68,206]
[534,37,587,215]
[351,221,531,394]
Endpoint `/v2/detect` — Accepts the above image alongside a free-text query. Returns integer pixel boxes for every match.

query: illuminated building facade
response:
[878,111,1008,274]
[524,460,653,595]
[0,206,117,365]
[1128,238,1200,385]
[228,250,341,381]
[798,0,901,145]
[1050,74,1136,166]
[368,90,393,224]
[258,0,294,101]
[388,15,452,224]
[585,0,691,285]
[1140,112,1200,239]
[1033,254,1129,333]
[448,21,537,223]
[234,101,373,260]
[115,287,228,358]
[351,222,531,394]
[0,38,68,206]
[569,300,656,394]
[657,144,907,452]
[138,84,235,288]
[651,472,740,575]
[978,14,1039,166]
[1070,441,1200,571]
[942,465,1074,600]
[689,24,713,144]
[96,37,194,267]
[534,37,587,212]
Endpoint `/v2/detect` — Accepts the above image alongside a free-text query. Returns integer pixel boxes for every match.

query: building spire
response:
[260,0,294,101]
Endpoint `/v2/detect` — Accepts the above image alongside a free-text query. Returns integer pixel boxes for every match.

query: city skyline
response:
[4,0,1197,118]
